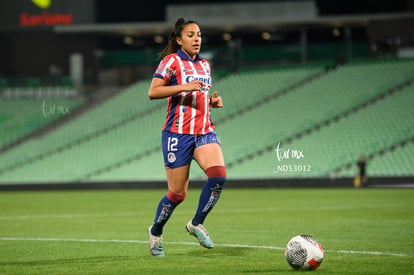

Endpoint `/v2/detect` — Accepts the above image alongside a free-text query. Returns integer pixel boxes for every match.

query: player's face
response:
[177,23,202,60]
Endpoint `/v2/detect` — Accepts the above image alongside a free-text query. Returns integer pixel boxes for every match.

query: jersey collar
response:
[177,49,202,62]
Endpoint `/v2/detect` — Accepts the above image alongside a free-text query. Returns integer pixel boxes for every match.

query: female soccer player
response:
[147,18,226,256]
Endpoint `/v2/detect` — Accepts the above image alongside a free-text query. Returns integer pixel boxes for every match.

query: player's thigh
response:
[194,143,225,172]
[165,165,190,194]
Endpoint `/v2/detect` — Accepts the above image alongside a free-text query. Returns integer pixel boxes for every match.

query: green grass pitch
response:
[0,188,413,274]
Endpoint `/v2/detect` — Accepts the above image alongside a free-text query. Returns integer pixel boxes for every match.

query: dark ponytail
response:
[158,17,198,59]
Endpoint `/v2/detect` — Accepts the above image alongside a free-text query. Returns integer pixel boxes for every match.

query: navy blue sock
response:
[192,176,226,226]
[151,195,178,236]
[151,191,186,236]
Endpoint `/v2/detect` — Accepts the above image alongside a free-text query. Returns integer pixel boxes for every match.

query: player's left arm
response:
[210,91,223,108]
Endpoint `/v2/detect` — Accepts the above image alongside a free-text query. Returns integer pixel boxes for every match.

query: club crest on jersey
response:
[168,152,176,163]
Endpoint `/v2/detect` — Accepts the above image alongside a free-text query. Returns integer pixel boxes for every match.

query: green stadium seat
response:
[1,58,413,184]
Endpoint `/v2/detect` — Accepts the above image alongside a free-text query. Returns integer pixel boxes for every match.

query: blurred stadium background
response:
[0,0,413,189]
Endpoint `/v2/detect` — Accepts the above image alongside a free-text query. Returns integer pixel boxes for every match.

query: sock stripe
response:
[167,190,186,204]
[205,165,227,178]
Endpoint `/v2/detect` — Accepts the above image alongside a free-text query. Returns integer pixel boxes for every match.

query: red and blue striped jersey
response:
[153,49,215,135]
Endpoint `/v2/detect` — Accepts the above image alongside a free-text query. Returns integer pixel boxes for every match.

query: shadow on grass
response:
[186,246,250,257]
[185,247,291,273]
[240,269,294,273]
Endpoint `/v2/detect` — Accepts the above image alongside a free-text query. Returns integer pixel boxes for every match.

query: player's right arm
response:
[148,78,203,100]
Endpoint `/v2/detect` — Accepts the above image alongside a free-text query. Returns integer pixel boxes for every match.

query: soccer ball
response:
[285,235,324,271]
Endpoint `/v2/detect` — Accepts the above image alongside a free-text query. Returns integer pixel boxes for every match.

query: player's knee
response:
[206,165,227,188]
[167,190,186,204]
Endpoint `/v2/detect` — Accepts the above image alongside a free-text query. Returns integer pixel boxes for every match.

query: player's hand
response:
[210,91,223,108]
[184,80,203,92]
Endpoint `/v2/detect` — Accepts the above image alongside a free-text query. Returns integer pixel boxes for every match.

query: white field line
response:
[0,237,408,257]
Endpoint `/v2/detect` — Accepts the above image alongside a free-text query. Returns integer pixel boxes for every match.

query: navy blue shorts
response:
[162,131,220,168]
